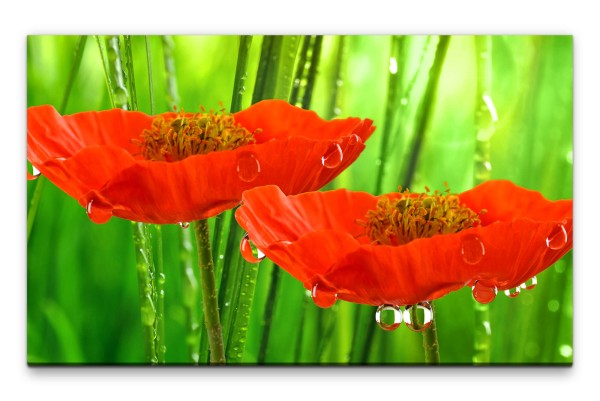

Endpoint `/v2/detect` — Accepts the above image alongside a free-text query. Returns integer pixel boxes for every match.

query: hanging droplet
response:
[375,304,402,331]
[178,222,190,229]
[520,276,537,290]
[240,233,265,263]
[403,302,433,332]
[86,199,112,224]
[461,234,485,265]
[471,280,497,304]
[348,133,362,147]
[28,164,41,180]
[236,151,261,182]
[321,143,343,169]
[505,286,521,298]
[311,283,337,308]
[389,57,398,74]
[546,224,567,250]
[565,150,573,165]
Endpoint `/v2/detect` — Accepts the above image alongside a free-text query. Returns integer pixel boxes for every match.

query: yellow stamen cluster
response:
[135,107,260,162]
[361,185,484,246]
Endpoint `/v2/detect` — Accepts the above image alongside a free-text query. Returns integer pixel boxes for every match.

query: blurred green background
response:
[27,35,572,365]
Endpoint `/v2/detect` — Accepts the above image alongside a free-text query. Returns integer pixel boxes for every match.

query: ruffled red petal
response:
[27,101,375,224]
[235,181,572,306]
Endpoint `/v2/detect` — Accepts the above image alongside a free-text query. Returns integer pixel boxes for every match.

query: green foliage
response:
[27,35,572,365]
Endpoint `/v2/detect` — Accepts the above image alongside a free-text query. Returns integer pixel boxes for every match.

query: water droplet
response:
[375,158,382,166]
[333,107,342,116]
[504,286,521,298]
[471,280,497,304]
[565,150,573,165]
[461,234,485,265]
[219,254,224,260]
[336,79,344,87]
[547,299,560,312]
[28,164,40,180]
[311,283,337,308]
[559,344,572,358]
[400,97,408,106]
[375,304,402,331]
[389,57,398,74]
[179,222,190,229]
[321,143,343,168]
[546,224,567,250]
[403,302,433,332]
[475,161,492,178]
[236,151,261,182]
[240,233,265,263]
[482,94,498,123]
[86,199,112,224]
[520,276,537,290]
[158,273,166,285]
[348,133,362,147]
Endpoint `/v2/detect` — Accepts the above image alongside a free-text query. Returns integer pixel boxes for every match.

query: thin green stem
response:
[95,36,115,108]
[374,36,406,195]
[123,35,138,111]
[59,36,88,113]
[27,176,45,241]
[155,225,166,364]
[104,35,129,110]
[161,36,180,110]
[145,36,155,115]
[230,35,253,113]
[326,35,346,119]
[180,227,201,363]
[99,35,159,364]
[420,304,441,364]
[401,35,451,189]
[290,36,311,106]
[472,35,494,364]
[410,302,440,364]
[192,220,226,365]
[131,222,158,364]
[257,264,280,364]
[301,35,323,110]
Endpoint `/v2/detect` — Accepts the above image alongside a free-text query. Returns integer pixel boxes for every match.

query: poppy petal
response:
[235,181,573,306]
[28,101,375,224]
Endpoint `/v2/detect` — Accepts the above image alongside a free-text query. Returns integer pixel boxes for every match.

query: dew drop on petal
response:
[505,286,521,298]
[471,280,497,304]
[236,151,261,182]
[348,133,362,147]
[546,224,568,250]
[28,165,41,180]
[86,199,112,224]
[375,304,402,331]
[403,302,433,332]
[520,276,537,290]
[240,233,265,264]
[321,143,343,169]
[311,283,337,308]
[178,222,190,229]
[461,234,485,265]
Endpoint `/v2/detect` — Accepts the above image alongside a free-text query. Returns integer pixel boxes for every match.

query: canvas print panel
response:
[27,35,573,365]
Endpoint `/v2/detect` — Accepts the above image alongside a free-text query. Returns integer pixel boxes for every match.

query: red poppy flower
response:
[234,180,573,307]
[27,100,375,224]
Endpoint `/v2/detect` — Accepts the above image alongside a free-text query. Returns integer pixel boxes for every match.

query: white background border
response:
[5,0,597,399]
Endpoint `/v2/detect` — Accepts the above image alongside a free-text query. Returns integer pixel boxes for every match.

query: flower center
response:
[136,107,260,162]
[362,185,484,246]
